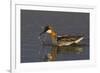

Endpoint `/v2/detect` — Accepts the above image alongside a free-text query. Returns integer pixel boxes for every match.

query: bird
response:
[39,25,84,47]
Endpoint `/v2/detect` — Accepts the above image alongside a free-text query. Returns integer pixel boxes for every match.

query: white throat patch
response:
[46,29,52,34]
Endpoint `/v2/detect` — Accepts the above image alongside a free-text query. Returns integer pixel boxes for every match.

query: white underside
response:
[58,42,74,46]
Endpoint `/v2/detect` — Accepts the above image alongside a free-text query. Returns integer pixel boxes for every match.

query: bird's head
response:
[39,25,53,36]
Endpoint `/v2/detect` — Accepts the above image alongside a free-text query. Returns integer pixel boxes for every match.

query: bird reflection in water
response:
[42,44,83,61]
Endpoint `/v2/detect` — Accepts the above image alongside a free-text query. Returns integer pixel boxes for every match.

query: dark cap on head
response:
[39,25,51,36]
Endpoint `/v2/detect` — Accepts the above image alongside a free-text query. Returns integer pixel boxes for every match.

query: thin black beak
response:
[39,32,45,36]
[38,31,46,40]
[39,25,49,36]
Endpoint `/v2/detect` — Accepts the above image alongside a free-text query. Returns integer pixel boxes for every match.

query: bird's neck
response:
[49,31,57,45]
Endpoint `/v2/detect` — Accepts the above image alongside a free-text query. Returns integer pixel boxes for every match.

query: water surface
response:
[21,10,89,63]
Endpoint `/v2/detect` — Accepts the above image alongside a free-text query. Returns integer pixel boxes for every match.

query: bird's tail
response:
[74,37,84,44]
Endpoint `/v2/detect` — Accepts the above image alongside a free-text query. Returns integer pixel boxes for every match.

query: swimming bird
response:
[39,25,84,46]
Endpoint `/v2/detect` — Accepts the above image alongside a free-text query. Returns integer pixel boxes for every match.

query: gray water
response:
[21,10,89,63]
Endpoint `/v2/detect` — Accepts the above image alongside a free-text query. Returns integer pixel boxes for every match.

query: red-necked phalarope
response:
[39,25,84,46]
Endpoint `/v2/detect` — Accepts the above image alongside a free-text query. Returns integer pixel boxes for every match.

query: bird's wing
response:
[57,35,83,42]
